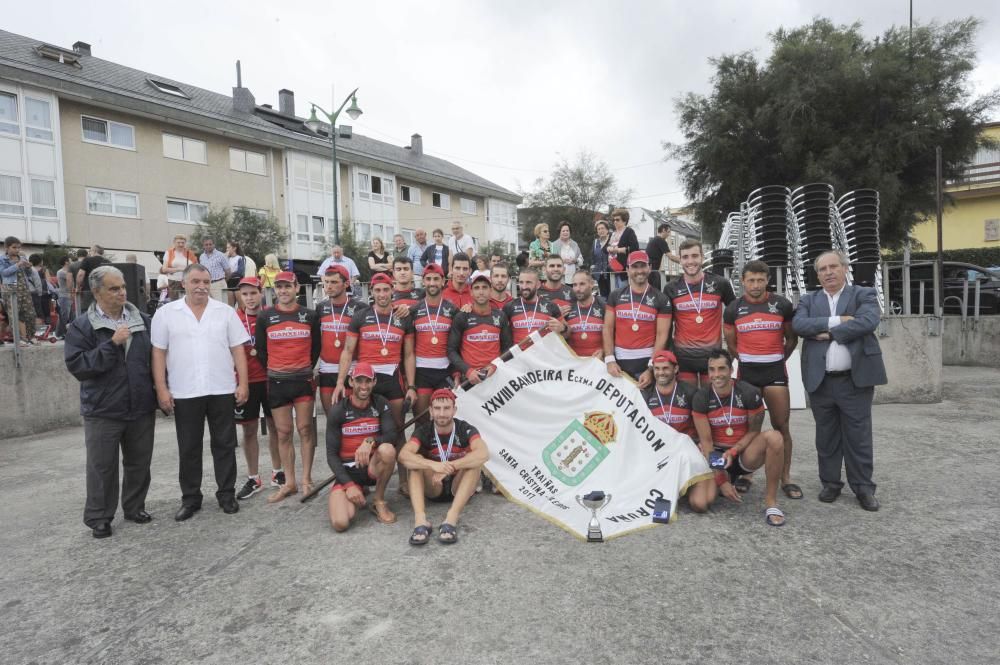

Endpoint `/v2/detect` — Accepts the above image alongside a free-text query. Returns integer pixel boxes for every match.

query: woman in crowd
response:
[550,221,583,283]
[528,223,552,268]
[420,228,450,276]
[258,253,282,302]
[368,238,391,278]
[592,220,612,298]
[225,241,246,305]
[606,208,638,289]
[159,235,198,301]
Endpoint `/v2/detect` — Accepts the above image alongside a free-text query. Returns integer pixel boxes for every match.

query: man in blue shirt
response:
[406,228,428,287]
[199,237,231,302]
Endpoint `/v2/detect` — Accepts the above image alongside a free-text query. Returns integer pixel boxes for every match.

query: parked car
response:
[886,261,1000,315]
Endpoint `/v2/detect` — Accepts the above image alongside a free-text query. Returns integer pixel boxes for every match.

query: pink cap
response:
[274,271,296,283]
[627,251,650,266]
[237,277,261,290]
[351,362,376,379]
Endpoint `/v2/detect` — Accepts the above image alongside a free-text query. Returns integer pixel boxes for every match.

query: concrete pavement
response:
[2,365,998,665]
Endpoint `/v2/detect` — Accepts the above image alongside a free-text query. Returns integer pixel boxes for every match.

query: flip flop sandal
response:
[765,507,786,527]
[733,477,752,494]
[370,499,397,524]
[409,524,432,546]
[438,523,458,544]
[267,485,298,503]
[781,483,803,500]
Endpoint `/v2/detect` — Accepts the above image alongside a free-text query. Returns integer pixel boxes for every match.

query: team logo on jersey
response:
[542,411,615,486]
[493,315,501,327]
[738,307,749,315]
[675,393,687,408]
[298,311,308,323]
[645,296,656,307]
[734,392,744,409]
[768,301,779,314]
[705,282,716,294]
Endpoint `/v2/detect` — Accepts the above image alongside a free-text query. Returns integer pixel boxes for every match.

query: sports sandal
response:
[733,477,752,494]
[370,499,397,524]
[267,484,298,503]
[765,507,786,527]
[438,523,458,544]
[409,523,432,546]
[781,483,803,500]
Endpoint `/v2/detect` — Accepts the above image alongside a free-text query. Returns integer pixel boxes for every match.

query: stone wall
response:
[0,344,82,437]
[874,316,942,404]
[942,316,1000,368]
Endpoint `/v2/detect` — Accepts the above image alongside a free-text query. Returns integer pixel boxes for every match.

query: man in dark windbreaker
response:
[64,265,157,540]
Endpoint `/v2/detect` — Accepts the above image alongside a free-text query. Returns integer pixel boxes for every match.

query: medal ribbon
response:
[331,298,349,343]
[240,308,256,347]
[576,299,595,334]
[373,307,392,350]
[711,385,736,430]
[434,427,457,462]
[685,279,705,316]
[655,383,677,424]
[520,298,540,328]
[628,286,649,326]
[426,297,445,336]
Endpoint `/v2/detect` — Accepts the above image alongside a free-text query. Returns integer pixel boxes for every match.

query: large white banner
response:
[457,332,711,541]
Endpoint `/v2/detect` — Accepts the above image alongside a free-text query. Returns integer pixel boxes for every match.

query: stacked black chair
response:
[791,183,837,291]
[745,186,792,291]
[836,189,883,308]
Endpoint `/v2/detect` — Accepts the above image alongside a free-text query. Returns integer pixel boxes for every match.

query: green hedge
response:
[884,247,1000,267]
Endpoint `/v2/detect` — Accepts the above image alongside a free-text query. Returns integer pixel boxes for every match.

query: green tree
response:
[519,206,602,266]
[191,207,288,265]
[668,17,999,246]
[524,151,633,212]
[322,219,372,283]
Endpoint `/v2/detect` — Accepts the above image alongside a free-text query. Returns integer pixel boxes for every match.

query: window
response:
[81,116,135,149]
[24,98,52,141]
[163,133,206,164]
[292,159,307,188]
[382,178,394,199]
[236,206,268,219]
[400,229,415,245]
[229,148,267,175]
[460,197,477,215]
[0,92,18,134]
[0,174,24,215]
[166,198,208,224]
[35,44,81,66]
[372,224,384,241]
[400,185,421,204]
[30,179,57,217]
[147,79,189,99]
[432,192,450,210]
[371,176,382,196]
[86,187,139,218]
[358,172,370,199]
[355,222,371,242]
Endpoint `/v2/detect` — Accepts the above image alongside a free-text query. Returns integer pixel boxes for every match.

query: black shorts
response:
[617,357,650,381]
[373,372,404,401]
[738,362,788,388]
[317,372,340,394]
[428,474,454,503]
[416,367,452,394]
[715,447,753,483]
[331,464,377,493]
[235,381,271,423]
[267,377,315,409]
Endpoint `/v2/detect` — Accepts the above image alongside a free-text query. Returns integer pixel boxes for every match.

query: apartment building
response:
[0,28,521,273]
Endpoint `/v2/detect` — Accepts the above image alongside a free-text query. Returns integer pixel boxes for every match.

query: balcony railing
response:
[947,160,1000,188]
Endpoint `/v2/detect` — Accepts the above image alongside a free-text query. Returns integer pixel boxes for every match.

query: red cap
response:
[351,362,376,379]
[627,250,650,266]
[652,350,678,365]
[237,277,261,290]
[370,273,393,287]
[274,271,296,284]
[430,388,457,402]
[423,263,445,277]
[324,264,350,281]
[470,270,491,285]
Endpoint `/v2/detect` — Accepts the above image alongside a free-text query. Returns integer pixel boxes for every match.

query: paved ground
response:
[2,366,999,665]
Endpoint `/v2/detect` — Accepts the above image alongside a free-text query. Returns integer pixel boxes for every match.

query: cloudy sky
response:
[7,1,999,210]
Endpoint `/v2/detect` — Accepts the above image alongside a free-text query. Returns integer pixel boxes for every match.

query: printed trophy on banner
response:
[575,490,612,542]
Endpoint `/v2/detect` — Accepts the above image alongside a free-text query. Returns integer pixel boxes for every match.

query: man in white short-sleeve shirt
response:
[448,222,475,271]
[151,264,250,522]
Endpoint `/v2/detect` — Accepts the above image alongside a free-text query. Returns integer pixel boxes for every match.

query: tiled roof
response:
[0,29,520,201]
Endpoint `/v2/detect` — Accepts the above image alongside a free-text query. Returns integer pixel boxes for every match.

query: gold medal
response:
[631,323,639,332]
[580,332,588,340]
[695,315,704,324]
[334,338,341,348]
[249,348,257,357]
[380,347,389,356]
[431,336,439,345]
[725,426,734,436]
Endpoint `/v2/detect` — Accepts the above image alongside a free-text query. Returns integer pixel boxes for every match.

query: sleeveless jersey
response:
[691,380,764,447]
[448,308,512,374]
[723,293,793,365]
[641,381,697,438]
[254,304,320,380]
[412,297,459,370]
[664,273,735,369]
[502,298,562,345]
[346,305,414,376]
[316,297,365,373]
[564,297,606,357]
[607,285,672,360]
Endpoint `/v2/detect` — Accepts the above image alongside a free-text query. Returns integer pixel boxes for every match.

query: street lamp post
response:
[305,89,363,246]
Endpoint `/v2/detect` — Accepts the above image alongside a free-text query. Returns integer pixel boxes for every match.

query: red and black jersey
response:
[316,297,365,373]
[325,395,396,486]
[448,308,513,374]
[691,380,764,448]
[664,273,736,370]
[502,298,562,345]
[392,286,424,310]
[254,304,320,380]
[409,418,481,462]
[538,283,573,310]
[412,297,459,369]
[723,294,793,364]
[235,308,267,383]
[564,297,606,357]
[442,282,473,309]
[641,382,698,439]
[490,292,513,311]
[346,305,414,375]
[607,285,672,360]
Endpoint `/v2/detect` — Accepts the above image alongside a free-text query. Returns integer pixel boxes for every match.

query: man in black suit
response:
[792,251,887,511]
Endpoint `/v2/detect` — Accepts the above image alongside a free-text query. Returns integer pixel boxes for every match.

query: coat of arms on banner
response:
[542,411,617,486]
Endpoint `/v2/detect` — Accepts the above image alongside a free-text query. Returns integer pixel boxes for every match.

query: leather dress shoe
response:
[219,497,240,514]
[92,522,112,539]
[123,510,152,524]
[818,486,842,503]
[174,504,201,521]
[857,494,880,512]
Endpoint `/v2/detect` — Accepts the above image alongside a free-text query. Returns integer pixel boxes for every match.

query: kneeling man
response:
[325,362,398,531]
[691,348,787,526]
[399,389,489,545]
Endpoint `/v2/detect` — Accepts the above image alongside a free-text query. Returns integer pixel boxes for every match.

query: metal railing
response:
[2,287,24,368]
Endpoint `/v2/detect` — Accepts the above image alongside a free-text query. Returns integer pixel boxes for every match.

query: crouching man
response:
[398,388,489,545]
[325,362,398,531]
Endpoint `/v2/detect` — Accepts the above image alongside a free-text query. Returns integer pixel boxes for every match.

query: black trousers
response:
[648,271,662,291]
[82,412,155,528]
[808,375,876,496]
[173,394,238,507]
